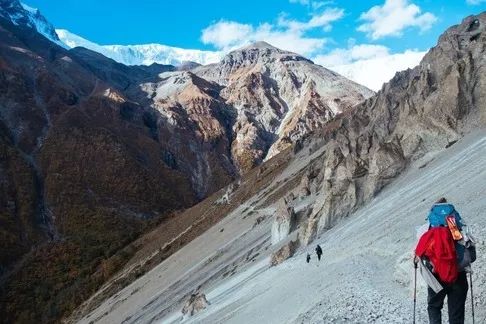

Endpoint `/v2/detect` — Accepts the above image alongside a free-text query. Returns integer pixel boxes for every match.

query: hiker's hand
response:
[413,256,419,265]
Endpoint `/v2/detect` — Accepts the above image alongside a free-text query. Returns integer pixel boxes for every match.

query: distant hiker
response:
[315,245,323,261]
[415,197,476,324]
[306,253,311,263]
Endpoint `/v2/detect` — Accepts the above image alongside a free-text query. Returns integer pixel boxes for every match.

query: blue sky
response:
[25,0,486,51]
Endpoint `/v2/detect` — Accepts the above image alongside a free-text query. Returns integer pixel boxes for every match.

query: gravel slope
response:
[79,131,486,324]
[176,132,486,324]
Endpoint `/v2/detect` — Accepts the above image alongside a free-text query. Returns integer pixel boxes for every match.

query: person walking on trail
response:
[315,245,323,261]
[414,197,476,324]
[306,253,311,263]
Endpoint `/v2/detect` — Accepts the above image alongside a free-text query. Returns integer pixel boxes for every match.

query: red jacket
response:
[415,227,458,284]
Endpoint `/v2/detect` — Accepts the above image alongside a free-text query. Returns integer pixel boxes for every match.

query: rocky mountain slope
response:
[70,12,486,324]
[0,4,200,322]
[56,31,373,198]
[0,1,372,323]
[145,42,373,173]
[76,41,374,195]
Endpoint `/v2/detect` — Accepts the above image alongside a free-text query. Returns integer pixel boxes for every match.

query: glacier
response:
[56,29,223,66]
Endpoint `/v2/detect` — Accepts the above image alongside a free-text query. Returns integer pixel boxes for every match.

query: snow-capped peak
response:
[55,29,115,59]
[56,29,223,67]
[19,2,37,14]
[0,0,67,48]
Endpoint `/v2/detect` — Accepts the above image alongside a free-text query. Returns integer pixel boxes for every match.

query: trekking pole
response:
[413,261,418,324]
[469,270,475,324]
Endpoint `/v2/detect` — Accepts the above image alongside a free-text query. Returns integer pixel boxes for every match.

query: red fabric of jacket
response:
[415,227,458,284]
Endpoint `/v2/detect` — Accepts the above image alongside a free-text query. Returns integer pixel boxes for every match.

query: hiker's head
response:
[436,197,447,204]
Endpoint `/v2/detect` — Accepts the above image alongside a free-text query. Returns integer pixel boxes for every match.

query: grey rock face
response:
[297,166,320,199]
[300,13,486,242]
[299,215,320,247]
[267,13,486,250]
[271,198,296,245]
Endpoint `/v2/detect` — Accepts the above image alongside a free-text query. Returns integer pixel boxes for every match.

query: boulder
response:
[270,240,298,266]
[215,179,241,205]
[181,292,210,317]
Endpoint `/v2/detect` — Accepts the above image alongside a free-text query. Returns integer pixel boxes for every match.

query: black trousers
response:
[427,272,468,324]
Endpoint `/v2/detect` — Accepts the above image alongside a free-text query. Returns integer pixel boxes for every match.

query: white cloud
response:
[278,8,344,32]
[358,0,437,40]
[201,8,344,56]
[289,0,335,10]
[201,21,253,49]
[202,20,327,56]
[289,0,310,4]
[312,2,334,10]
[314,43,390,66]
[466,0,486,4]
[307,8,344,29]
[314,44,426,91]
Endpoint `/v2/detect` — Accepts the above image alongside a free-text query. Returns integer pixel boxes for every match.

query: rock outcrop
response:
[271,198,296,245]
[215,180,241,205]
[181,292,210,316]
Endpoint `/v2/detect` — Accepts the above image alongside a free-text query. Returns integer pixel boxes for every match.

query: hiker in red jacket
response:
[415,198,476,324]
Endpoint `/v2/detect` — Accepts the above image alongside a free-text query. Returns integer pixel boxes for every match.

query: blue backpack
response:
[427,203,476,271]
[427,203,463,228]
